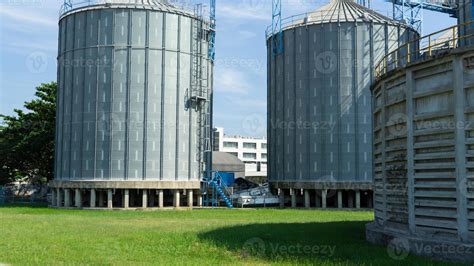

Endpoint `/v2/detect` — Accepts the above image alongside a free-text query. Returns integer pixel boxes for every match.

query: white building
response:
[213,128,267,178]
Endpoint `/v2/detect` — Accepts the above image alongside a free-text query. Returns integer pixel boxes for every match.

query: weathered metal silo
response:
[366,19,474,262]
[266,0,418,208]
[50,0,213,209]
[458,0,474,45]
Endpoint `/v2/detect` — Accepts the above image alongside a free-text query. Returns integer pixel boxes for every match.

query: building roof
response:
[212,152,245,173]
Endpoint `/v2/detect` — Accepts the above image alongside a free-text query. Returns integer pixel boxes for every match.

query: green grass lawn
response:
[0,205,459,265]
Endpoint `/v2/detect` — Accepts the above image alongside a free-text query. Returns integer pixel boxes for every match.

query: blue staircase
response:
[203,171,234,209]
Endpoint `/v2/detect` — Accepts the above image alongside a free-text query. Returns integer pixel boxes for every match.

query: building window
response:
[243,142,257,149]
[223,141,238,148]
[262,143,267,149]
[227,152,238,157]
[261,153,267,159]
[243,153,257,159]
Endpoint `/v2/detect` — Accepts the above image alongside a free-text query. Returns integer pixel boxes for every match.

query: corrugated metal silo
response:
[267,0,418,208]
[368,37,474,263]
[458,0,474,45]
[50,0,213,209]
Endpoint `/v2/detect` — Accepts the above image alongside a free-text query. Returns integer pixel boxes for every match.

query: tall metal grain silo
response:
[267,0,418,209]
[50,0,213,209]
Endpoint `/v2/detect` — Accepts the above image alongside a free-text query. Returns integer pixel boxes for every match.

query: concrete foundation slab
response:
[366,223,474,262]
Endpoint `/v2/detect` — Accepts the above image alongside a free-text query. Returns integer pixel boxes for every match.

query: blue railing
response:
[202,171,234,208]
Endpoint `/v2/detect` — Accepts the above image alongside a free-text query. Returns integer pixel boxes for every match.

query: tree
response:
[0,82,56,187]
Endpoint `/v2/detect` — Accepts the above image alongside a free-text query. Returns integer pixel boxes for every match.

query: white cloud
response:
[214,68,253,95]
[217,2,268,21]
[0,5,57,27]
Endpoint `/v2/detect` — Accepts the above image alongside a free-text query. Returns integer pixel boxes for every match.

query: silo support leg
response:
[197,194,203,207]
[174,190,180,208]
[356,191,361,209]
[279,189,285,209]
[90,189,96,208]
[158,190,164,208]
[338,191,343,209]
[56,188,62,207]
[304,190,310,209]
[75,189,82,208]
[142,189,148,208]
[322,189,327,209]
[64,189,71,207]
[123,189,130,209]
[107,189,113,209]
[188,190,193,208]
[51,189,56,207]
[315,191,321,208]
[290,189,296,208]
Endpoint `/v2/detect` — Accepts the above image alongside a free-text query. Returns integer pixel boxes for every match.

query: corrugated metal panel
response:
[372,51,474,241]
[55,6,211,182]
[267,1,418,185]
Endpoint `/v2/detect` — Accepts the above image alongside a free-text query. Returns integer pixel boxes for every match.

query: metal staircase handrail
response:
[202,170,234,208]
[213,171,233,196]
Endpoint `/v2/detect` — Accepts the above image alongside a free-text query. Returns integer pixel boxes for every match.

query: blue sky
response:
[0,0,456,137]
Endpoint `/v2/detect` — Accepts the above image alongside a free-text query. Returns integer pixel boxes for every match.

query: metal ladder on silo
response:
[191,4,211,176]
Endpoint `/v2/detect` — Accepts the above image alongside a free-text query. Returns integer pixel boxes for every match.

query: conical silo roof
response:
[307,0,396,24]
[276,0,408,35]
[61,0,193,19]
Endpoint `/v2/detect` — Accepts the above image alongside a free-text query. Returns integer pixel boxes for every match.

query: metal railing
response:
[265,8,391,39]
[375,21,474,79]
[59,0,202,17]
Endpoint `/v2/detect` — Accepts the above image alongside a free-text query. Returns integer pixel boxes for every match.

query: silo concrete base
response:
[366,223,474,262]
[49,181,201,209]
[271,182,373,209]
